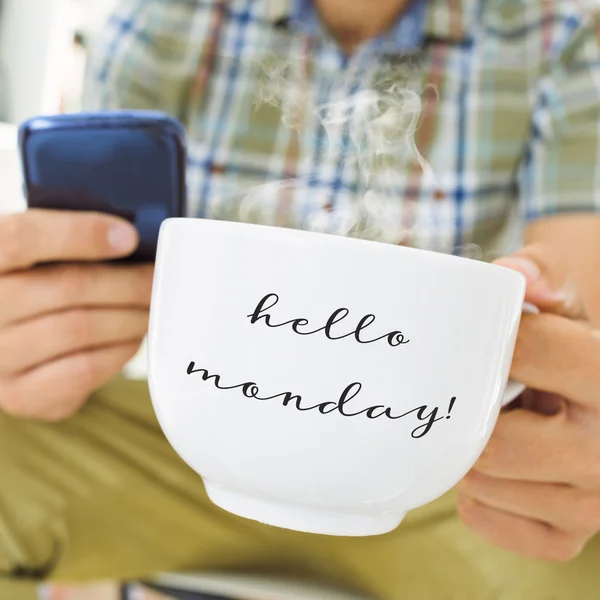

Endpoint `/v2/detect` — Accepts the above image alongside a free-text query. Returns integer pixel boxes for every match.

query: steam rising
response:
[226,48,481,257]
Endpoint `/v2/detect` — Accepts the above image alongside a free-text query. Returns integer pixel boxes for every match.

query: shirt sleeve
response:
[81,0,210,122]
[519,12,600,220]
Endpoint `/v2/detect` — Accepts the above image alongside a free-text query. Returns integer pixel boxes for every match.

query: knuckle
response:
[561,281,587,320]
[0,377,82,422]
[0,270,26,298]
[0,215,28,266]
[522,243,566,282]
[0,383,27,418]
[574,495,600,531]
[70,352,101,391]
[62,310,93,344]
[455,494,478,522]
[55,264,89,303]
[139,264,155,292]
[511,335,527,372]
[548,536,585,563]
[40,399,82,423]
[512,316,539,370]
[591,463,600,489]
[131,264,154,304]
[0,400,27,418]
[0,330,11,360]
[457,470,481,492]
[575,445,600,487]
[0,379,42,420]
[476,435,503,471]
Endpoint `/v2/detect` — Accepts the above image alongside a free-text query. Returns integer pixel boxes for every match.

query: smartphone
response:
[18,110,187,262]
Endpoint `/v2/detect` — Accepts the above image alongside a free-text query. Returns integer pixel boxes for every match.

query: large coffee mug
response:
[148,218,530,537]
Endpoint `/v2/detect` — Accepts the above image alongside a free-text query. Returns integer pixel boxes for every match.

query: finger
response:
[0,210,139,273]
[511,312,600,407]
[0,342,142,421]
[0,263,153,327]
[519,389,566,416]
[457,471,600,535]
[494,242,587,320]
[0,308,149,374]
[456,493,586,562]
[473,408,600,488]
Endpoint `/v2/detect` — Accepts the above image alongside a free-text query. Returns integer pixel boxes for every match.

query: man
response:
[1,0,600,598]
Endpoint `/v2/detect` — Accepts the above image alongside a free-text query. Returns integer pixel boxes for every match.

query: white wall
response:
[0,0,119,125]
[78,0,118,37]
[0,0,74,125]
[0,121,23,213]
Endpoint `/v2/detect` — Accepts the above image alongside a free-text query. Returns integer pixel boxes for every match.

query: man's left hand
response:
[455,243,600,562]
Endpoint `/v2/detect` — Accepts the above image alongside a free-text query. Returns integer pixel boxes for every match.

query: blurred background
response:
[0,0,115,123]
[0,0,116,209]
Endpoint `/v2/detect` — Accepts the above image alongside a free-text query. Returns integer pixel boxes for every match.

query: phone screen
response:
[20,112,187,262]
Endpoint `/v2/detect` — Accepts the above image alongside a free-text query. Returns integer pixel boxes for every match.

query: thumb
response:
[494,243,587,320]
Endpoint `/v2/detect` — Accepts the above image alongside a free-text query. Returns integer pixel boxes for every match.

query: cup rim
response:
[159,217,526,284]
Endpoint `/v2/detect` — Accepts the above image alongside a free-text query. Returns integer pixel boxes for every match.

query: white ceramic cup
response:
[148,218,529,537]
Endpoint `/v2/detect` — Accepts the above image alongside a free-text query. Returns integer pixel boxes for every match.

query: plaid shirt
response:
[83,0,600,258]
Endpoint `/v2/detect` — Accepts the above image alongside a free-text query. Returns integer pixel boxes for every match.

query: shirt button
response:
[210,163,227,175]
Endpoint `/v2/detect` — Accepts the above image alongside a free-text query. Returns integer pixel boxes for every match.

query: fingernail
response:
[531,278,569,303]
[108,223,138,252]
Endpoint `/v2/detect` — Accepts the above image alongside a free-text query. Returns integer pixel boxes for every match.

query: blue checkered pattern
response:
[83,0,600,259]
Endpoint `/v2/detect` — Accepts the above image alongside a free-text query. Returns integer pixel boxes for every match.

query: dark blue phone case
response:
[19,110,187,262]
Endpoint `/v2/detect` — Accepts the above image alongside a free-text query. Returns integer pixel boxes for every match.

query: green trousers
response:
[1,376,599,600]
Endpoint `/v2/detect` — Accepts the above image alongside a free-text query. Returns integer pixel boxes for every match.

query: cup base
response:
[204,481,405,537]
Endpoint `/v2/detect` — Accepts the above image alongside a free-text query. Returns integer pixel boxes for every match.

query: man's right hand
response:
[0,209,153,421]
